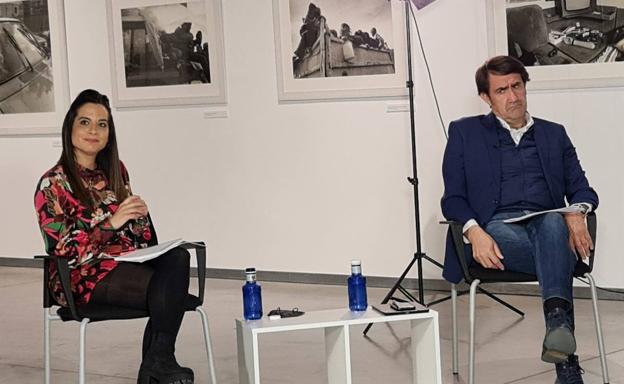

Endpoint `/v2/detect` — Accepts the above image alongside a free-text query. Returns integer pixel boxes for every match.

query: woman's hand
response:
[108,195,148,230]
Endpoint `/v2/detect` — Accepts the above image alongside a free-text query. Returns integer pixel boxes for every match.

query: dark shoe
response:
[542,307,576,363]
[555,355,584,384]
[138,332,194,384]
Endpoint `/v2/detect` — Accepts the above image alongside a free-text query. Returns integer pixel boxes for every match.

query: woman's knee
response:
[151,246,190,269]
[168,247,190,267]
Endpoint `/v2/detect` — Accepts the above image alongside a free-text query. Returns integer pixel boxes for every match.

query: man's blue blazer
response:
[440,113,599,284]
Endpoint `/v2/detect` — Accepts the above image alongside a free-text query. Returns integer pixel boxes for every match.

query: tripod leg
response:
[398,285,419,302]
[364,255,420,336]
[381,255,419,304]
[477,287,524,317]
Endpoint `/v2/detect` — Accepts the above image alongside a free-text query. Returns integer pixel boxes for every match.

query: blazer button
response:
[492,199,499,204]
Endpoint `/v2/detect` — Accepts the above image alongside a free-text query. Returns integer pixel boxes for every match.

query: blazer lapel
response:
[481,113,501,191]
[532,120,556,202]
[533,120,550,171]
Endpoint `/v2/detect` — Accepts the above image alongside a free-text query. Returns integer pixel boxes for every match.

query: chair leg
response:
[44,308,60,384]
[44,308,51,384]
[469,279,480,384]
[197,306,217,384]
[585,273,610,383]
[79,318,90,384]
[451,283,459,375]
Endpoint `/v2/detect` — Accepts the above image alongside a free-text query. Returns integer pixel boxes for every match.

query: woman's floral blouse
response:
[34,162,153,306]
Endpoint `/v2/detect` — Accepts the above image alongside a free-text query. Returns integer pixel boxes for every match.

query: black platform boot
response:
[137,331,194,384]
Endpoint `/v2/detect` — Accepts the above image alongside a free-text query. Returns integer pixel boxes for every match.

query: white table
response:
[236,307,442,384]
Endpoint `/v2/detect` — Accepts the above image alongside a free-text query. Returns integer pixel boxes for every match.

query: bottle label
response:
[246,273,257,283]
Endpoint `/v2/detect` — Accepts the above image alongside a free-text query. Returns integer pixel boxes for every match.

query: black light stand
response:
[363,0,523,337]
[362,0,448,336]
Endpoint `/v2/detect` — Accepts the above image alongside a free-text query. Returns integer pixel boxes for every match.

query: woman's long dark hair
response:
[58,89,128,207]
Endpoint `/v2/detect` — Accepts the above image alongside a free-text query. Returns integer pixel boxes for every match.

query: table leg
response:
[236,321,260,384]
[324,325,352,384]
[411,313,442,383]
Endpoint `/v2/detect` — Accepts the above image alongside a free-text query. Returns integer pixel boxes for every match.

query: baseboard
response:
[3,257,623,301]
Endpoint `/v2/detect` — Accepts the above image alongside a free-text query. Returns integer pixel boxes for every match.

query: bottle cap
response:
[245,267,256,274]
[351,260,361,266]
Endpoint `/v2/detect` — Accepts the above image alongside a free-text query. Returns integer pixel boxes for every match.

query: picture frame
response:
[272,0,408,102]
[0,0,70,136]
[486,0,624,90]
[106,0,227,108]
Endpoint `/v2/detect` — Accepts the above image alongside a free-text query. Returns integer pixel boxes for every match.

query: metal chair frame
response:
[443,212,609,384]
[37,242,217,384]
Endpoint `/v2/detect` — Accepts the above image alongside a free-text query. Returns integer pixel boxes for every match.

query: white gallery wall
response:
[0,0,622,288]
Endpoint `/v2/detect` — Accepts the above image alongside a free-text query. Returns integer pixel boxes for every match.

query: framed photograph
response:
[486,0,624,90]
[273,0,408,102]
[0,0,70,136]
[107,0,227,108]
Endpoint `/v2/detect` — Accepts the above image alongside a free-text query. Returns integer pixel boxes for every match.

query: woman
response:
[34,89,194,384]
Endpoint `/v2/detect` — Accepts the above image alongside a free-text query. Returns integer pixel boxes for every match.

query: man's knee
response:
[539,213,569,236]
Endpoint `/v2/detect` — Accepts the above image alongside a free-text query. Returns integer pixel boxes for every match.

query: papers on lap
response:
[502,206,583,224]
[106,238,184,263]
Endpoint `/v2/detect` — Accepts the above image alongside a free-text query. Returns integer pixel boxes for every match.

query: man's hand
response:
[466,226,505,270]
[564,213,593,260]
[109,195,149,230]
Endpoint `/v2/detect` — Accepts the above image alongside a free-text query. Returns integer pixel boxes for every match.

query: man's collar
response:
[494,112,534,134]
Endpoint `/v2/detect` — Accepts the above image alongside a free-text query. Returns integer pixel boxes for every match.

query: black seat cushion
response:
[468,258,591,284]
[573,259,591,277]
[468,266,536,283]
[58,294,203,322]
[58,303,148,322]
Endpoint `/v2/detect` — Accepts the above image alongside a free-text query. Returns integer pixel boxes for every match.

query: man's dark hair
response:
[475,55,529,95]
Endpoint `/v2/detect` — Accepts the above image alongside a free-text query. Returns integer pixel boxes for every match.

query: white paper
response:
[502,206,583,224]
[106,238,184,263]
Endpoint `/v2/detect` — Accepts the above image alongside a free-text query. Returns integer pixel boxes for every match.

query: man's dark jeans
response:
[484,211,577,303]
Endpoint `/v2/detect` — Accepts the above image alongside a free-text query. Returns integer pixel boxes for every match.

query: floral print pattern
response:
[34,163,153,306]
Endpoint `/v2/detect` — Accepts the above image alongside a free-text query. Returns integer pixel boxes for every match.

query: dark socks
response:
[544,297,571,314]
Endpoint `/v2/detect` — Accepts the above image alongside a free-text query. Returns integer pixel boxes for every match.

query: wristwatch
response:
[577,203,591,215]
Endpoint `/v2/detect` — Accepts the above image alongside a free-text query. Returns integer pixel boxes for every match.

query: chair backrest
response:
[34,255,54,309]
[586,212,597,271]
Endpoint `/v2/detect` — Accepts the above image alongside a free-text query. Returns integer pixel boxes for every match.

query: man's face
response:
[480,72,527,128]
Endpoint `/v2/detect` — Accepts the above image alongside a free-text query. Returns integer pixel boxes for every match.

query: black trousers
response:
[91,247,190,335]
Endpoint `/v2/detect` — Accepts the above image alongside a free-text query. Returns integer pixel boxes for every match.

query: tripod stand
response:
[363,0,517,336]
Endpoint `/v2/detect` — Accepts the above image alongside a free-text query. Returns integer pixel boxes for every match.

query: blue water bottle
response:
[242,267,263,320]
[348,260,368,311]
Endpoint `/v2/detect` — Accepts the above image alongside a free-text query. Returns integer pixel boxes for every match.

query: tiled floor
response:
[1,266,622,383]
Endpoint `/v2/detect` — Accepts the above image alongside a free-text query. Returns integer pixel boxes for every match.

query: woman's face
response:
[71,102,110,168]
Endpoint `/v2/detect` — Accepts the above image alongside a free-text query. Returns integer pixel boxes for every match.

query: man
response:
[293,3,322,64]
[370,27,385,49]
[441,55,598,383]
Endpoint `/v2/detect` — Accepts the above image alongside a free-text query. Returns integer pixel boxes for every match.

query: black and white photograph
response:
[121,2,211,88]
[506,0,624,67]
[487,0,624,89]
[108,0,227,108]
[273,0,407,101]
[0,1,54,114]
[0,0,69,136]
[289,0,395,78]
